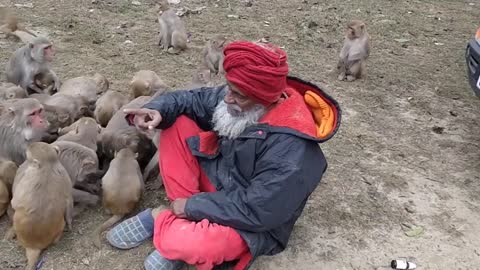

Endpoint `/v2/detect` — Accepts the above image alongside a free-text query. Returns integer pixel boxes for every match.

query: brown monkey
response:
[0,158,18,216]
[129,70,168,98]
[190,66,212,88]
[38,94,91,143]
[57,117,101,151]
[98,96,156,171]
[94,90,130,127]
[45,93,91,122]
[0,82,27,100]
[92,73,109,93]
[58,73,110,109]
[0,7,37,41]
[337,20,370,81]
[157,0,188,54]
[5,36,60,94]
[28,93,50,103]
[0,98,49,165]
[10,142,73,270]
[0,181,8,217]
[202,35,227,75]
[51,141,101,204]
[34,71,56,95]
[92,147,144,247]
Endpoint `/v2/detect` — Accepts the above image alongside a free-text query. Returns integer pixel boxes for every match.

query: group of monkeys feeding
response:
[0,1,370,269]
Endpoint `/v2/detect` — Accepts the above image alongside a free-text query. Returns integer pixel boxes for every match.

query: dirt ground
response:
[1,0,480,269]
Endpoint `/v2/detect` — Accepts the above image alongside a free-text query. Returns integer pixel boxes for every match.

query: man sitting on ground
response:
[106,40,340,270]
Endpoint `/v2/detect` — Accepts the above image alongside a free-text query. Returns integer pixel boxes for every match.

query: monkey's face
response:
[43,45,54,62]
[213,38,227,50]
[21,106,48,141]
[30,43,54,62]
[347,23,365,39]
[24,106,48,130]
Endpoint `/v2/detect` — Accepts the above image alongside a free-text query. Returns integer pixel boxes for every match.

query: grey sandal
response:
[106,208,154,249]
[144,250,185,270]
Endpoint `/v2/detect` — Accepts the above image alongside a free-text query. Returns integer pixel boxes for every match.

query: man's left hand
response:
[171,198,188,218]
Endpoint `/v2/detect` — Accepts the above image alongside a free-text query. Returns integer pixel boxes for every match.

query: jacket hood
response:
[258,76,341,143]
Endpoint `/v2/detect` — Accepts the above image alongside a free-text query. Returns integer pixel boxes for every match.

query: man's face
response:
[212,82,267,140]
[223,81,258,116]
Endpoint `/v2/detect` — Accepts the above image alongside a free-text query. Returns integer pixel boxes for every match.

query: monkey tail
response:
[92,214,124,248]
[25,248,42,270]
[21,28,37,37]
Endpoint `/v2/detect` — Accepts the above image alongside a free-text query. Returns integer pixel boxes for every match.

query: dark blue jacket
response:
[141,76,341,263]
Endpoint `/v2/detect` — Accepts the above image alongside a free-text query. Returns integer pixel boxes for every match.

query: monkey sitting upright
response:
[10,142,73,270]
[157,0,188,54]
[202,35,227,75]
[92,147,144,248]
[337,20,370,82]
[5,36,61,94]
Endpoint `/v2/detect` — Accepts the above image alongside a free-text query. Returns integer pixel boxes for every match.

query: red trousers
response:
[153,116,252,270]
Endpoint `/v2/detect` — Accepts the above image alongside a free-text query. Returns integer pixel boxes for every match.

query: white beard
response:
[212,101,266,140]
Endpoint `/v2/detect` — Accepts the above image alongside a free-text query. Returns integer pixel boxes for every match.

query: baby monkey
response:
[337,20,370,82]
[34,71,56,95]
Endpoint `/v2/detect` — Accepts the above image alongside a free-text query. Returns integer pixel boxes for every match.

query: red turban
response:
[223,41,289,106]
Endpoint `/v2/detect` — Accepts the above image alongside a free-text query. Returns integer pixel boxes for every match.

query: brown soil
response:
[1,0,480,269]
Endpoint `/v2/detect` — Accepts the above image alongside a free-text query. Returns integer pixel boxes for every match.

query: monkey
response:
[98,96,156,172]
[0,82,27,100]
[188,66,214,89]
[9,142,73,270]
[0,158,18,190]
[58,73,109,112]
[28,93,50,103]
[0,98,49,166]
[45,93,92,122]
[0,181,8,217]
[129,70,168,99]
[0,7,37,41]
[5,36,61,94]
[92,147,144,248]
[337,20,370,82]
[51,141,102,204]
[94,90,130,127]
[34,71,56,95]
[0,159,18,216]
[202,35,227,75]
[188,65,226,89]
[157,0,188,54]
[92,73,110,93]
[40,104,71,143]
[37,94,91,143]
[57,117,101,151]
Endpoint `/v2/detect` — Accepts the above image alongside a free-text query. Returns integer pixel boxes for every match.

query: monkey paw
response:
[346,75,356,82]
[146,180,163,191]
[167,47,180,54]
[337,74,346,81]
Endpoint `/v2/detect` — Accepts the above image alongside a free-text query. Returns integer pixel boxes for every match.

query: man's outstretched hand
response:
[124,108,162,130]
[171,198,187,218]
